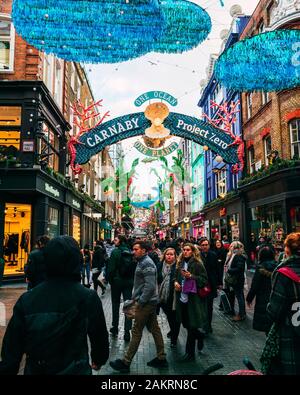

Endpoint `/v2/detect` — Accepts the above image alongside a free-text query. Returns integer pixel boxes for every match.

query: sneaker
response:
[147,357,168,368]
[178,354,195,363]
[110,327,118,336]
[124,331,130,342]
[109,359,130,373]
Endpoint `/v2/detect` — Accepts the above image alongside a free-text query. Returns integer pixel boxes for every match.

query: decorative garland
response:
[12,0,212,63]
[152,0,211,54]
[215,30,300,92]
[12,0,164,63]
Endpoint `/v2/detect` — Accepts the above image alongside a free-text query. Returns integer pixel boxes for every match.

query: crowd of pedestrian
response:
[0,231,299,375]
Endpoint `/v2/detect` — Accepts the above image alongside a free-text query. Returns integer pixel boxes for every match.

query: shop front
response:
[203,196,243,244]
[100,219,113,240]
[240,166,300,253]
[65,192,83,246]
[191,213,205,240]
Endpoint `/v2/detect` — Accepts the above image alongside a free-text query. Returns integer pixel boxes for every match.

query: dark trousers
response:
[180,302,204,357]
[111,284,133,332]
[234,287,246,316]
[160,303,181,344]
[92,272,105,293]
[224,288,236,313]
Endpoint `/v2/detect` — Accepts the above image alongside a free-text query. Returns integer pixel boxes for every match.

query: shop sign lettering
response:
[72,199,81,210]
[45,183,60,198]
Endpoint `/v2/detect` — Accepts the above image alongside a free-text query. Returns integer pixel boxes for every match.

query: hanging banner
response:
[134,141,179,157]
[134,91,178,107]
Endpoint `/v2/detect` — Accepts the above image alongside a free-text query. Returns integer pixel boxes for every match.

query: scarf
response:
[159,262,174,304]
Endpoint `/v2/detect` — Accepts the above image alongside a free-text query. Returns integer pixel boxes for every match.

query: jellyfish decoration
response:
[215,29,300,92]
[152,0,212,54]
[12,0,165,63]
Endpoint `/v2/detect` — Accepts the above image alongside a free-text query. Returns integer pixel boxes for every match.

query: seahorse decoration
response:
[203,100,244,174]
[68,99,110,175]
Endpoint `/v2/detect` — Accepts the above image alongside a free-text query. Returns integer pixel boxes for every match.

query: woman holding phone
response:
[174,243,209,362]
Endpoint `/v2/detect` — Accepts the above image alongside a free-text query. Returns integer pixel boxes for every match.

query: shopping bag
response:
[220,290,232,314]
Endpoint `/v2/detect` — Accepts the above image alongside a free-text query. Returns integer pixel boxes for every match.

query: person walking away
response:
[106,235,135,341]
[262,232,300,375]
[213,240,228,311]
[248,233,257,269]
[92,241,107,295]
[109,241,167,372]
[81,244,92,288]
[224,241,247,322]
[174,243,209,361]
[199,238,221,333]
[0,236,109,375]
[24,235,50,290]
[157,248,180,347]
[246,246,277,334]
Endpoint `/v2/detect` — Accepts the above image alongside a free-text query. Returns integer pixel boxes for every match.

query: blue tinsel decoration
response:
[152,0,211,53]
[12,0,165,63]
[215,30,300,92]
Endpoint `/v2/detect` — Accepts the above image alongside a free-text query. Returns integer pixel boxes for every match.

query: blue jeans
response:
[81,265,91,285]
[234,287,246,317]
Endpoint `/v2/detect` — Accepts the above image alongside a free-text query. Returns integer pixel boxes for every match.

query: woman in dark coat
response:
[265,232,300,375]
[174,243,208,361]
[246,246,277,333]
[157,248,180,347]
[224,241,247,321]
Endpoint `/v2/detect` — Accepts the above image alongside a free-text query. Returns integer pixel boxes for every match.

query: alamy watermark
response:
[0,302,6,327]
[292,302,300,328]
[292,42,300,77]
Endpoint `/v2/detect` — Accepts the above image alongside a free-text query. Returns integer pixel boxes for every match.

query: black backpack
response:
[118,250,136,279]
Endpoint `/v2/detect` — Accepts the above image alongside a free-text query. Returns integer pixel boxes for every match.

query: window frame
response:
[0,14,15,73]
[248,146,255,174]
[246,93,252,119]
[41,123,60,172]
[264,134,272,166]
[290,119,300,159]
[216,168,227,197]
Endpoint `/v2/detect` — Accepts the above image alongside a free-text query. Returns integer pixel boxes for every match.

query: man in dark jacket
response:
[0,236,109,375]
[199,238,221,333]
[106,235,135,341]
[24,235,50,289]
[110,241,167,373]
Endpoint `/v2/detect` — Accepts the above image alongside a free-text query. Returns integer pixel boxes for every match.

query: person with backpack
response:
[106,235,136,342]
[262,232,300,375]
[0,236,109,375]
[24,235,50,290]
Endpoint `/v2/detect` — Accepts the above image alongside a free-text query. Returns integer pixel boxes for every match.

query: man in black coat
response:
[24,235,50,289]
[0,236,109,375]
[199,238,222,333]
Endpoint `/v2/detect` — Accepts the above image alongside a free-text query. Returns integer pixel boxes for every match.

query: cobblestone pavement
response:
[0,276,266,375]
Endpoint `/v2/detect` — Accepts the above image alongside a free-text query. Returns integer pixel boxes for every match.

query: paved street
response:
[0,275,266,375]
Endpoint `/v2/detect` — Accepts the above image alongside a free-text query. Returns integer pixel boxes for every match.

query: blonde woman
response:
[174,243,209,361]
[158,248,180,347]
[224,241,247,321]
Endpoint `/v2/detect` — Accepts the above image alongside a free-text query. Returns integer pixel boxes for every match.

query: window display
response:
[72,214,81,245]
[47,207,59,238]
[3,203,31,275]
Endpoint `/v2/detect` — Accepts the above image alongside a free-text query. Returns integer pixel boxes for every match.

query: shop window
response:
[216,167,227,198]
[73,214,81,244]
[264,135,272,166]
[250,204,285,245]
[47,207,59,238]
[248,146,255,174]
[290,207,300,232]
[0,15,15,72]
[40,123,60,172]
[0,106,21,158]
[290,119,300,159]
[3,203,31,276]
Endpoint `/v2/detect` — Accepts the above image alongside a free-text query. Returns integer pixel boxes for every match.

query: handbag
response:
[123,300,137,320]
[182,278,197,294]
[198,283,211,298]
[224,272,238,287]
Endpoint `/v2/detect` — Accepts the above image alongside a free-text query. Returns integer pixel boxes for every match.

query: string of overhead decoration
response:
[215,29,300,91]
[12,0,212,64]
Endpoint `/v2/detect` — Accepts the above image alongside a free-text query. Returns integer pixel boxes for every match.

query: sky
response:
[87,0,257,197]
